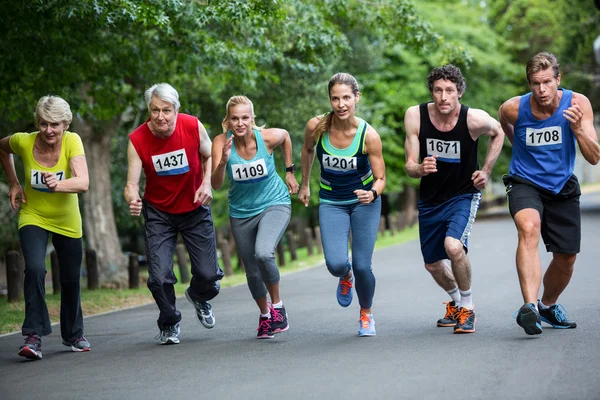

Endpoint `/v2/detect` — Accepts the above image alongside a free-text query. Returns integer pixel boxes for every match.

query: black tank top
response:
[418,102,479,205]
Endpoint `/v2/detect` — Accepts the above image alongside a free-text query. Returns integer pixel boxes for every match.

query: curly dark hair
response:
[427,64,466,95]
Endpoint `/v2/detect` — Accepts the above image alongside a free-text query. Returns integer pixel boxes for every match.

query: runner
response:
[298,72,386,337]
[0,95,91,359]
[124,83,224,344]
[404,64,504,333]
[212,95,299,339]
[498,52,600,335]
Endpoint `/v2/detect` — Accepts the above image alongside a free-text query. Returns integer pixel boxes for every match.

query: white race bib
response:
[231,159,268,183]
[30,169,65,192]
[426,138,460,163]
[322,154,358,172]
[152,149,190,176]
[526,126,562,147]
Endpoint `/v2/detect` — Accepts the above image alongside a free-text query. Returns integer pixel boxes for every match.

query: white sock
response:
[447,287,461,304]
[261,311,271,319]
[538,300,550,310]
[271,301,283,309]
[459,289,473,310]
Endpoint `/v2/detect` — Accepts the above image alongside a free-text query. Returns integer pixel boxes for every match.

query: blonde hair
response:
[311,72,360,142]
[221,95,263,133]
[526,52,560,83]
[34,96,73,127]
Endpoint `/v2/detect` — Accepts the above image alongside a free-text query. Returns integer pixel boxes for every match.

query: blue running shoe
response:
[358,310,376,337]
[515,303,542,335]
[336,276,353,307]
[538,301,576,329]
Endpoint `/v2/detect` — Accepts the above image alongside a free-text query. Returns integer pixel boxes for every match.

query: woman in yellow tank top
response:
[0,96,91,360]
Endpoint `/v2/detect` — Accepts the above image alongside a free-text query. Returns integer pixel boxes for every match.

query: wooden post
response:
[86,249,99,290]
[276,242,286,267]
[175,244,191,283]
[6,250,20,303]
[286,231,297,261]
[219,239,233,277]
[314,226,323,254]
[128,253,140,289]
[304,227,314,256]
[50,250,61,294]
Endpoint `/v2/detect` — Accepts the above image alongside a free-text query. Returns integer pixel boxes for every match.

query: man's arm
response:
[498,97,519,145]
[468,108,505,190]
[568,93,600,165]
[124,140,143,216]
[196,120,213,205]
[404,105,434,178]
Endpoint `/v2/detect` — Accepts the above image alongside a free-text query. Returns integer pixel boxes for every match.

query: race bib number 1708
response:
[525,126,562,147]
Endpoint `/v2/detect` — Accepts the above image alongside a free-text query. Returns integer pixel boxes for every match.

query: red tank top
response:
[130,113,203,214]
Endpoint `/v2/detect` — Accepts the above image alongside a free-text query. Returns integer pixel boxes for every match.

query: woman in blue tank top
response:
[212,95,299,339]
[299,73,387,337]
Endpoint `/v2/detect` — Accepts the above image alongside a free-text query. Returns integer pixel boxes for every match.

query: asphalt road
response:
[1,197,600,400]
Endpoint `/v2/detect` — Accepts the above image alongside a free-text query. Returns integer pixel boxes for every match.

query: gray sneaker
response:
[62,336,91,352]
[155,323,180,345]
[185,287,215,329]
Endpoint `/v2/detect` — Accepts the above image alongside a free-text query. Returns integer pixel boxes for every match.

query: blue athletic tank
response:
[509,89,576,194]
[226,129,290,218]
[316,118,373,204]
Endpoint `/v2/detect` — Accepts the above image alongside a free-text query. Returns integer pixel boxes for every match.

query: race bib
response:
[30,169,65,192]
[526,126,562,147]
[426,138,460,163]
[152,149,190,176]
[231,159,268,183]
[322,154,358,172]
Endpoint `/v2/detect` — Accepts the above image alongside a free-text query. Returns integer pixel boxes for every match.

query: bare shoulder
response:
[404,104,420,119]
[498,96,521,122]
[466,108,493,128]
[212,132,227,145]
[306,115,322,131]
[572,91,592,107]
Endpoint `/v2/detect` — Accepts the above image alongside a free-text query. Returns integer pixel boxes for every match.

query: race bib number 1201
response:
[152,149,190,176]
[322,154,357,173]
[30,169,65,192]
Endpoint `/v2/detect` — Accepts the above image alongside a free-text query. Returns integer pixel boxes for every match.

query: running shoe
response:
[155,323,181,344]
[18,334,42,360]
[538,301,577,329]
[336,276,354,307]
[270,304,289,333]
[453,307,476,334]
[437,301,459,327]
[257,316,274,339]
[185,286,215,329]
[358,310,376,337]
[515,303,542,335]
[62,336,91,352]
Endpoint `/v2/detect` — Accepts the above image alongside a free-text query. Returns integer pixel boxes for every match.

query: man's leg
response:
[541,253,576,305]
[514,209,543,304]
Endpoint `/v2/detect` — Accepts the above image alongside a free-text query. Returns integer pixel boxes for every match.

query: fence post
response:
[50,250,61,294]
[219,239,233,277]
[314,226,323,254]
[6,250,20,303]
[175,244,191,283]
[276,242,286,267]
[304,227,314,256]
[286,231,297,261]
[128,253,140,289]
[86,249,99,290]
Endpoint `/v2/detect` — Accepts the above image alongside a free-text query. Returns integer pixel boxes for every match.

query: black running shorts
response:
[503,174,581,254]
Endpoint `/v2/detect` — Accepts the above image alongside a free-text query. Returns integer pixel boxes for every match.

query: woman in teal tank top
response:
[299,73,387,337]
[212,95,299,339]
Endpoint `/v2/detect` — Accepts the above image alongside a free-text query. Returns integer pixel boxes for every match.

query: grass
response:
[0,224,419,335]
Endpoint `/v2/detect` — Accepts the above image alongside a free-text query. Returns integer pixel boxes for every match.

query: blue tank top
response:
[509,89,576,194]
[226,129,290,218]
[316,118,373,204]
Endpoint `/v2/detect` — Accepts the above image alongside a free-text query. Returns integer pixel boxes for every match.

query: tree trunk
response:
[72,117,127,287]
[403,183,418,227]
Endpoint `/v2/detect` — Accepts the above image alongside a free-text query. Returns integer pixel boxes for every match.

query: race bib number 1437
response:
[152,149,190,176]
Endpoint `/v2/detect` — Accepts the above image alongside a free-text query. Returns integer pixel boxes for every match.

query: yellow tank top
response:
[9,131,85,238]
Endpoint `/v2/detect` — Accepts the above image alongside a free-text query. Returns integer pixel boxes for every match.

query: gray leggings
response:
[230,204,291,299]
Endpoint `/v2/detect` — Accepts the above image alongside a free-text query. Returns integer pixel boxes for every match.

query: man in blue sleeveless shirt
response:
[405,65,505,334]
[499,52,600,336]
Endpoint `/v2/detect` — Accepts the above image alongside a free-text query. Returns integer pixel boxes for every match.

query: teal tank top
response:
[226,129,291,218]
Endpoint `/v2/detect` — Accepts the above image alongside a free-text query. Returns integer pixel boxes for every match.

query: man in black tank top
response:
[404,65,505,334]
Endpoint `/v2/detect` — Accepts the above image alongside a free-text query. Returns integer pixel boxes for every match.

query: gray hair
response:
[144,83,180,112]
[34,96,73,127]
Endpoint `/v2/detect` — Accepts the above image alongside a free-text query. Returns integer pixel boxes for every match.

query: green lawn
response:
[0,225,418,335]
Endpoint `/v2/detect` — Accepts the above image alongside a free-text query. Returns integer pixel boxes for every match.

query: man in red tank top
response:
[125,83,224,345]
